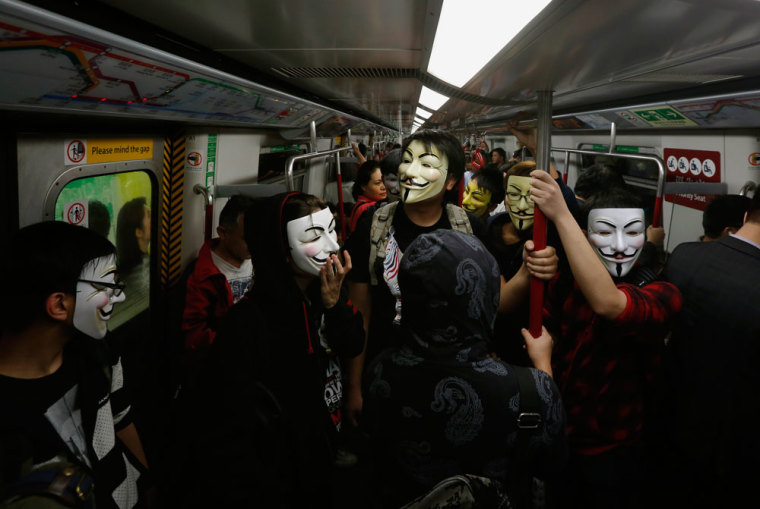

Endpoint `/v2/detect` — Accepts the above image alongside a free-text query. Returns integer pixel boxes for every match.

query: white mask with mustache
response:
[587,208,646,277]
[73,254,126,339]
[398,140,449,204]
[286,207,340,276]
[505,176,535,231]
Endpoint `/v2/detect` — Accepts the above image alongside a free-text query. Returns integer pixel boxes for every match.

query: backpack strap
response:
[623,264,659,288]
[511,366,544,509]
[445,203,473,235]
[0,461,95,508]
[514,366,542,431]
[368,201,399,286]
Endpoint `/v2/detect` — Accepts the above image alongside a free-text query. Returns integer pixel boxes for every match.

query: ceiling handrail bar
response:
[285,145,351,191]
[214,184,288,199]
[548,147,666,227]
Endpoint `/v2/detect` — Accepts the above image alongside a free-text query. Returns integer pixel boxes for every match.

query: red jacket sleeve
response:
[181,272,232,350]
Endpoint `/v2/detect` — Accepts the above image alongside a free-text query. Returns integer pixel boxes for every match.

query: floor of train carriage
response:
[331,428,375,508]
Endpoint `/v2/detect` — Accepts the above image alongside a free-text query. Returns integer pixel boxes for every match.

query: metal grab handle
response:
[193,184,213,242]
[284,145,351,191]
[549,147,666,227]
[739,180,757,197]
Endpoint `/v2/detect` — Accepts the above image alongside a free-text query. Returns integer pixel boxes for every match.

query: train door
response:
[17,133,171,467]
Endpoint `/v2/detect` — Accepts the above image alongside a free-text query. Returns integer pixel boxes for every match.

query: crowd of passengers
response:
[1,128,758,509]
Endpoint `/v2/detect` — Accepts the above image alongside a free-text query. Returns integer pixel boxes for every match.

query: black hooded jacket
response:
[181,193,364,508]
[363,230,567,507]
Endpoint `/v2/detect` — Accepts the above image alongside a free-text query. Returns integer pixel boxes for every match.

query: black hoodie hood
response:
[399,229,501,351]
[245,191,303,297]
[243,192,325,355]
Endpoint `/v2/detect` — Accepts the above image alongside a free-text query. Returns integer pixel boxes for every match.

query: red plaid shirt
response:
[545,274,682,455]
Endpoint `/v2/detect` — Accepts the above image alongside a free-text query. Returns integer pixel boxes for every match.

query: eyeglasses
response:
[77,279,126,297]
[506,191,532,202]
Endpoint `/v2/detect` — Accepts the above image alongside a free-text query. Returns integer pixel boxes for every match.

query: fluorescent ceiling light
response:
[419,86,449,111]
[415,107,432,119]
[428,0,551,88]
[411,124,420,134]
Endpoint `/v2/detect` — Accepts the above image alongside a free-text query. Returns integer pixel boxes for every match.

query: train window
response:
[54,170,153,330]
[257,146,306,183]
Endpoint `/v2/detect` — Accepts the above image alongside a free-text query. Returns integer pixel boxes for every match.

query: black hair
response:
[380,148,402,177]
[88,200,111,239]
[574,163,626,201]
[747,188,760,223]
[471,165,505,205]
[491,148,506,161]
[579,186,643,229]
[401,129,465,204]
[280,194,329,252]
[505,161,536,184]
[219,194,256,229]
[1,221,115,333]
[703,194,752,238]
[352,160,383,201]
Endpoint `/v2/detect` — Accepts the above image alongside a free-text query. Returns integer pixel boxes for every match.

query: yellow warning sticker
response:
[87,138,153,163]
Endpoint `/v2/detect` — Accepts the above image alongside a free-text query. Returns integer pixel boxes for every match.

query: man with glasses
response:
[0,221,150,508]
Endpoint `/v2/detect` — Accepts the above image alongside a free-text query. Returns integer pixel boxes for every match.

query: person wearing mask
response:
[179,193,364,508]
[0,222,150,508]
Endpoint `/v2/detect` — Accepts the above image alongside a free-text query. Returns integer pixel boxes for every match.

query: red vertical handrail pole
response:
[529,90,554,338]
[193,184,213,242]
[652,196,663,228]
[335,152,346,243]
[562,150,570,184]
[204,204,213,242]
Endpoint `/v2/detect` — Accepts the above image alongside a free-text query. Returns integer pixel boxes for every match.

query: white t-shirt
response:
[210,251,253,303]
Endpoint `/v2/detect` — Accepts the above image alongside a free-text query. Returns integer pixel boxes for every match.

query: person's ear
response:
[445,175,458,191]
[45,292,73,323]
[216,225,225,239]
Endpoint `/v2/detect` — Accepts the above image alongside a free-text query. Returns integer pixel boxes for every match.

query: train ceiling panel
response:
[93,0,437,132]
[4,0,760,133]
[431,0,760,129]
[0,0,397,136]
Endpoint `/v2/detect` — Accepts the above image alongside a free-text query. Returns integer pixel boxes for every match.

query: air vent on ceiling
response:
[270,67,419,79]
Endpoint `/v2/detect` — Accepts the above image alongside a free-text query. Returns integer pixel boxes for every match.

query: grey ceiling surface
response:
[98,0,440,131]
[20,0,760,131]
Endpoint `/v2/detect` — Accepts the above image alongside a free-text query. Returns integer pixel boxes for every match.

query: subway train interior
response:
[2,0,760,506]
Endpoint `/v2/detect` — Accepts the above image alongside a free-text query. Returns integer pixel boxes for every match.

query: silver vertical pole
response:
[529,90,553,338]
[609,122,617,153]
